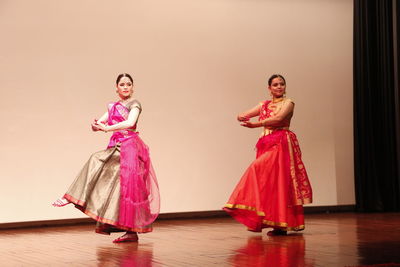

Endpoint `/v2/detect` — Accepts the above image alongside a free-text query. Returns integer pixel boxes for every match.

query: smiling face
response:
[116,76,133,100]
[268,77,286,98]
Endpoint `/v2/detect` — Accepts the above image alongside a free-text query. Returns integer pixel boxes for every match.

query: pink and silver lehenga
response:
[224,100,312,232]
[64,100,160,234]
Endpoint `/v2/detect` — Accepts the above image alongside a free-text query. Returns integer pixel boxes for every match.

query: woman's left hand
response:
[240,121,258,128]
[95,123,108,132]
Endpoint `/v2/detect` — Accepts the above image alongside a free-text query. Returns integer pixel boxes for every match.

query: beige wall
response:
[0,0,353,223]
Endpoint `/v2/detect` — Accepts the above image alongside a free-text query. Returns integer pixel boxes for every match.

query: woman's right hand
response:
[237,114,250,122]
[91,119,101,131]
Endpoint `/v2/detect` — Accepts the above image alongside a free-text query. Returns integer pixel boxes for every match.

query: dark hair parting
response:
[268,74,286,86]
[116,73,134,85]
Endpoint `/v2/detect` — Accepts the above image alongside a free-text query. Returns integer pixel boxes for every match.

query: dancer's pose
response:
[224,74,312,235]
[53,73,160,243]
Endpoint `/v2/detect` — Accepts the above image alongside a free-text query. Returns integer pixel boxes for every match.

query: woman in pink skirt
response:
[53,73,160,243]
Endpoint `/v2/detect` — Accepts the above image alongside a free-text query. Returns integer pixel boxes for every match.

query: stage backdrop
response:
[0,0,353,223]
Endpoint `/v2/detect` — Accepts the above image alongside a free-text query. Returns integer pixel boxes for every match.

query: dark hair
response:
[116,73,133,85]
[268,74,286,86]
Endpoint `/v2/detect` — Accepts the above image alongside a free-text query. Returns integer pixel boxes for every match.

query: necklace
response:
[268,97,286,115]
[272,97,285,103]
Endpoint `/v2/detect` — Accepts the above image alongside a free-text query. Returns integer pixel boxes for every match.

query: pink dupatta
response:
[107,102,160,229]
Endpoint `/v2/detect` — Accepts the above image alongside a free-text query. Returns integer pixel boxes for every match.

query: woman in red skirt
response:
[223,74,312,235]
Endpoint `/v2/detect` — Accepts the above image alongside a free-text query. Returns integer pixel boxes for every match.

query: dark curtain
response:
[354,0,400,211]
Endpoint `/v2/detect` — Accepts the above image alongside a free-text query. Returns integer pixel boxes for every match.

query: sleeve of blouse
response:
[286,98,295,105]
[127,100,142,113]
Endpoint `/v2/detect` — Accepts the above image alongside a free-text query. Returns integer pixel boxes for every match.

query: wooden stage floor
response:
[1,212,400,266]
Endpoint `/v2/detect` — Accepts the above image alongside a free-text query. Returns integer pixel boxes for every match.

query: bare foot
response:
[52,197,70,207]
[113,232,138,243]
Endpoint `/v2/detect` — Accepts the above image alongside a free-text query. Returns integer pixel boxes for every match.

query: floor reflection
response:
[96,242,156,267]
[229,234,315,267]
[356,213,400,265]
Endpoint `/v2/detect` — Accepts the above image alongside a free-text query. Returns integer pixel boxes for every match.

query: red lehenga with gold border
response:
[223,99,312,232]
[63,100,160,234]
